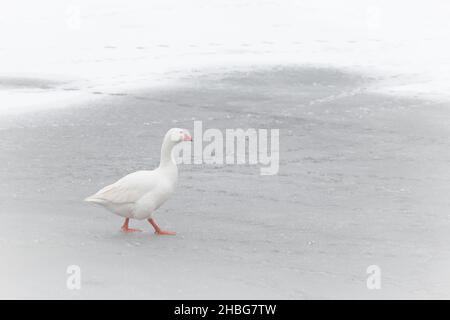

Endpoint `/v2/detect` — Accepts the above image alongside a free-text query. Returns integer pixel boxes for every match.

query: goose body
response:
[85,128,192,234]
[85,167,177,220]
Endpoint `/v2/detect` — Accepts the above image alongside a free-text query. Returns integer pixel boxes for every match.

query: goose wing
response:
[85,170,158,205]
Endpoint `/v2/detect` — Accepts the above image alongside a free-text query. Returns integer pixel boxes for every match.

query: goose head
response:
[168,128,192,143]
[160,128,192,167]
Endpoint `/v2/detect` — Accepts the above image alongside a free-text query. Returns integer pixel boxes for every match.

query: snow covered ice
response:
[1,0,450,299]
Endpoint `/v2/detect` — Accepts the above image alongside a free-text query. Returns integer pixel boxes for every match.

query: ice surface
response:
[1,0,450,299]
[1,66,450,299]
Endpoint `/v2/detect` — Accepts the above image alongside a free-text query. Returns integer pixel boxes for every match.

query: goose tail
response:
[84,195,105,205]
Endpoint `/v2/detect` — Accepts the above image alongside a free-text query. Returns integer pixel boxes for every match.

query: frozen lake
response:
[1,66,450,299]
[2,0,450,117]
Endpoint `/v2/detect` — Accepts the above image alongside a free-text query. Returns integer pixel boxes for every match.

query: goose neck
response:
[159,138,176,168]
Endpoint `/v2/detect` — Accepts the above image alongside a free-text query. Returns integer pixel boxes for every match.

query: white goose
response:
[85,128,192,235]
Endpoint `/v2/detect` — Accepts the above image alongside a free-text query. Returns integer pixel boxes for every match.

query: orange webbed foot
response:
[121,226,142,233]
[155,230,176,236]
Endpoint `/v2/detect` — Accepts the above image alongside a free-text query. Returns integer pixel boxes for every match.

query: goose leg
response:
[148,218,176,235]
[121,218,142,233]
